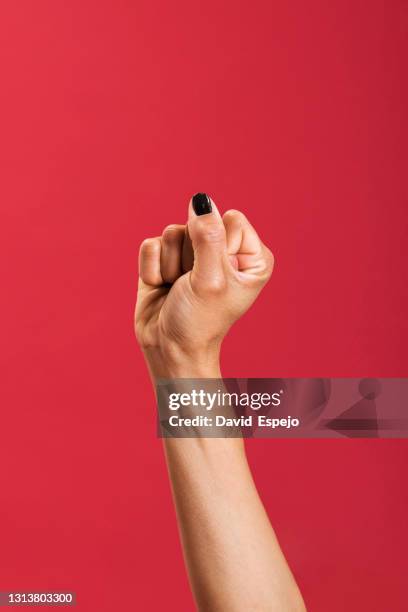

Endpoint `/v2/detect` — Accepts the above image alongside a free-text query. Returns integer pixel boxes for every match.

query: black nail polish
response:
[192,193,212,216]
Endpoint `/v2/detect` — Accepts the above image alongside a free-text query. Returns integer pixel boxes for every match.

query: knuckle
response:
[162,224,182,241]
[197,222,225,244]
[265,246,275,267]
[261,247,275,278]
[203,275,228,295]
[140,237,160,253]
[223,209,244,222]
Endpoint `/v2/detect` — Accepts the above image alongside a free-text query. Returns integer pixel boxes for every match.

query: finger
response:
[181,225,194,273]
[160,224,185,283]
[187,193,228,292]
[223,209,274,277]
[138,237,163,286]
[223,209,263,255]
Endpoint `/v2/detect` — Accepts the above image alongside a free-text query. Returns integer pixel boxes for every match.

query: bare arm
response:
[164,435,304,611]
[135,194,306,611]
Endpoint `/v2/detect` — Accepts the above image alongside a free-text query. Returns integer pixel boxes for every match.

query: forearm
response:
[149,357,306,612]
[136,197,305,610]
[165,437,305,611]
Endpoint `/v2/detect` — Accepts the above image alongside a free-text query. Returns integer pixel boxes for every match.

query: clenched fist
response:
[135,193,274,378]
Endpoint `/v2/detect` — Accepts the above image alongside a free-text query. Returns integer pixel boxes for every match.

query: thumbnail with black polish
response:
[192,193,212,216]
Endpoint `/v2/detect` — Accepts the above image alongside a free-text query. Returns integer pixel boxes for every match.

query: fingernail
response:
[192,193,212,216]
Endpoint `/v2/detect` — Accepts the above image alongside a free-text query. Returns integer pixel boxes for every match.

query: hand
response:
[134,193,274,377]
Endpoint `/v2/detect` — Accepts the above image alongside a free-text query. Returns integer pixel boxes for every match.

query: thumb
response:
[187,193,229,294]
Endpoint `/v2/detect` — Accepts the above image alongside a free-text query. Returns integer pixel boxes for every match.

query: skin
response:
[135,198,306,611]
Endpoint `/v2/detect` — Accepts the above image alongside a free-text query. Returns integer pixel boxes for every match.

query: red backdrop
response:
[1,1,407,610]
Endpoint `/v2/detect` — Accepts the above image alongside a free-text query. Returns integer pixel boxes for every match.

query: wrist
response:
[143,345,221,380]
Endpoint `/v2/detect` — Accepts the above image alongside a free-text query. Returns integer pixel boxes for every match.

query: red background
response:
[1,1,407,610]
